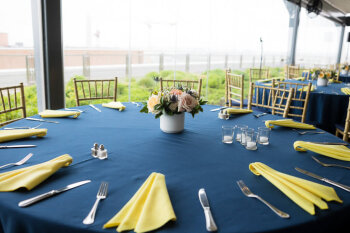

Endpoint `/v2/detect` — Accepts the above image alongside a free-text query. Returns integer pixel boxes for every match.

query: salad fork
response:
[253,112,267,118]
[83,182,108,225]
[312,156,350,170]
[292,129,325,135]
[236,180,290,218]
[0,153,34,170]
[3,123,43,130]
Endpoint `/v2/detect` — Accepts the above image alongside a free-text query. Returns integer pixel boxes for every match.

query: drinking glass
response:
[245,129,257,150]
[222,126,233,144]
[257,127,271,145]
[234,124,248,142]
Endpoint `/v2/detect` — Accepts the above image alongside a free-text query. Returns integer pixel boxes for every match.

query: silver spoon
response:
[312,156,350,170]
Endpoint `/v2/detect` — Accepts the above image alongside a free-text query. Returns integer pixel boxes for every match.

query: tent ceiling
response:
[325,0,350,14]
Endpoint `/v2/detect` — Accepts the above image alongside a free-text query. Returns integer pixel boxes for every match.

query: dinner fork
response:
[312,156,350,170]
[292,129,325,135]
[3,123,43,130]
[0,153,34,170]
[132,102,141,107]
[236,180,290,218]
[253,112,267,118]
[83,182,108,225]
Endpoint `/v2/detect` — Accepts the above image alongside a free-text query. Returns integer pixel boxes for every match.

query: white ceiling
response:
[325,0,350,14]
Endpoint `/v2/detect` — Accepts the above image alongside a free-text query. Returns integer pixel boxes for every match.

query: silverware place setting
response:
[0,153,33,170]
[295,167,350,192]
[131,102,141,107]
[3,123,43,130]
[64,108,86,113]
[0,145,37,149]
[306,141,348,146]
[253,112,268,118]
[210,106,227,112]
[83,181,108,225]
[18,180,91,207]
[198,188,217,232]
[292,129,325,135]
[89,104,101,112]
[236,180,290,218]
[311,156,350,170]
[26,117,59,124]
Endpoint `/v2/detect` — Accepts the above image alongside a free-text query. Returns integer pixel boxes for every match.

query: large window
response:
[0,0,38,116]
[296,8,342,68]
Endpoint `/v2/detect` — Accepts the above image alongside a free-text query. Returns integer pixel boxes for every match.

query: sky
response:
[0,0,344,60]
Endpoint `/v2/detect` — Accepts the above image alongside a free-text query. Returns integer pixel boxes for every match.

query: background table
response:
[0,104,350,233]
[339,73,350,83]
[257,80,349,133]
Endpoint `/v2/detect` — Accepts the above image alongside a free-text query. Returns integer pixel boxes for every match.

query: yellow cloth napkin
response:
[103,172,176,233]
[341,88,350,95]
[293,77,305,81]
[298,85,315,92]
[0,154,73,191]
[249,162,342,215]
[294,141,350,161]
[328,79,342,84]
[39,110,80,118]
[224,108,253,115]
[265,119,316,129]
[102,102,126,111]
[0,129,47,143]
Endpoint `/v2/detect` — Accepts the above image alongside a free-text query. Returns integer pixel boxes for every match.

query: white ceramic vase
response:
[160,112,184,133]
[341,70,348,75]
[317,78,328,87]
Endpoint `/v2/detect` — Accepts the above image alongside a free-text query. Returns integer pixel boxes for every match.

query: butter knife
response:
[306,142,348,146]
[295,167,350,192]
[18,180,91,207]
[198,188,217,232]
[26,118,59,124]
[89,104,101,112]
[210,107,227,112]
[0,145,36,149]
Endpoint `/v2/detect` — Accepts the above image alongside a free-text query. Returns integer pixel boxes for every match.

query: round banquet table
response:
[0,104,350,233]
[256,79,349,133]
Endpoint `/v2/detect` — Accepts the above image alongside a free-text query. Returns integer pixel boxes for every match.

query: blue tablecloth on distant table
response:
[256,80,349,133]
[339,73,350,83]
[0,104,350,233]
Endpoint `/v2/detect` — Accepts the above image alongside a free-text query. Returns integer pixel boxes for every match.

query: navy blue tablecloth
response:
[0,104,350,233]
[256,80,349,133]
[339,74,350,83]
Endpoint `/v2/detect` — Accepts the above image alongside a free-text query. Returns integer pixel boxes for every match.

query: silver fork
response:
[312,156,350,170]
[131,102,141,107]
[292,129,325,135]
[236,180,290,218]
[83,182,108,225]
[3,123,43,130]
[0,153,34,170]
[253,112,268,118]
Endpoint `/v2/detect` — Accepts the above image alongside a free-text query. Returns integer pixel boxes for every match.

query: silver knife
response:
[295,167,350,192]
[89,104,101,112]
[18,180,91,207]
[306,142,348,146]
[26,118,59,124]
[198,188,217,232]
[210,107,227,112]
[0,145,36,149]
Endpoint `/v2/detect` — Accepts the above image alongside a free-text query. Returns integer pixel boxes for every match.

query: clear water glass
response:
[257,127,271,145]
[245,129,257,150]
[234,124,248,142]
[222,126,233,144]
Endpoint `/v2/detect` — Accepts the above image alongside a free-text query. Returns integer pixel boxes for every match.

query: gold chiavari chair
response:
[225,69,244,108]
[275,81,312,123]
[73,77,118,106]
[335,97,350,142]
[160,77,202,97]
[247,82,294,118]
[286,65,300,79]
[249,68,269,83]
[301,69,312,80]
[0,83,27,127]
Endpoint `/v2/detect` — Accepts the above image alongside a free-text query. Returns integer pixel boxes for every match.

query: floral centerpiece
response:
[140,88,207,133]
[341,64,349,75]
[311,69,336,86]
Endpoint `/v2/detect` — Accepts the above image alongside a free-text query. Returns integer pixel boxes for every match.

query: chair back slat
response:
[343,98,350,142]
[249,68,269,83]
[159,78,202,97]
[0,83,26,126]
[74,78,118,106]
[225,69,244,108]
[287,65,300,79]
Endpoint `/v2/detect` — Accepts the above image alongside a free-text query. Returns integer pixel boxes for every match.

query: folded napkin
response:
[293,77,305,81]
[0,128,47,143]
[294,141,350,161]
[249,162,342,215]
[0,154,73,191]
[104,172,176,233]
[265,119,316,129]
[224,108,253,115]
[341,88,350,95]
[298,85,315,92]
[328,79,342,84]
[39,110,80,118]
[102,102,126,111]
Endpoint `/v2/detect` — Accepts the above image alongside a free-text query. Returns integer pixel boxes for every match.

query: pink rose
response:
[178,93,198,112]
